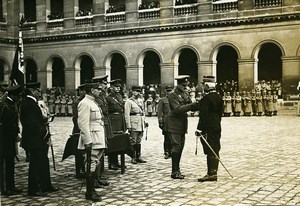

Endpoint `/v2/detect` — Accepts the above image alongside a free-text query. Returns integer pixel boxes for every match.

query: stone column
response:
[6,0,19,36]
[125,0,138,27]
[36,0,47,32]
[160,63,175,88]
[64,0,75,30]
[64,67,77,92]
[160,0,173,24]
[126,65,142,88]
[38,69,52,90]
[238,58,255,92]
[94,66,110,81]
[282,56,300,96]
[197,0,212,21]
[198,60,215,82]
[93,0,106,27]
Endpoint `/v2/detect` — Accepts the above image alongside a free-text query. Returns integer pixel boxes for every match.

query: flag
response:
[9,16,25,86]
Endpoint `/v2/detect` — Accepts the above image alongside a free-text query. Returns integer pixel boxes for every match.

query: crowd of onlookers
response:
[22,80,282,118]
[47,12,64,20]
[106,5,126,13]
[76,9,93,17]
[139,1,160,10]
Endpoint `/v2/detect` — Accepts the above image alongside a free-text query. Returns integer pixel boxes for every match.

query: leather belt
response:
[130,113,143,116]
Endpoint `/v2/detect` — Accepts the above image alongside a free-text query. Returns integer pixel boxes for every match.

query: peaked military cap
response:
[132,85,142,92]
[77,83,85,90]
[25,82,41,89]
[0,82,8,87]
[165,85,173,91]
[175,75,190,86]
[92,75,108,84]
[7,85,22,95]
[202,76,215,83]
[110,79,122,87]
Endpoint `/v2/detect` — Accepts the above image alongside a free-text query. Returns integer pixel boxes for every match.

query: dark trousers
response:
[28,147,52,193]
[169,133,185,172]
[163,131,172,154]
[0,155,15,192]
[201,128,221,156]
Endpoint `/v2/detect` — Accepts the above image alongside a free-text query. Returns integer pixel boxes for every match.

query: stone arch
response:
[211,42,240,83]
[172,45,200,84]
[104,50,128,84]
[74,52,96,84]
[46,55,66,88]
[252,40,284,83]
[24,57,38,83]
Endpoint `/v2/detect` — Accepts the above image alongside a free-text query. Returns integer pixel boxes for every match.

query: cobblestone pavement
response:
[1,109,300,206]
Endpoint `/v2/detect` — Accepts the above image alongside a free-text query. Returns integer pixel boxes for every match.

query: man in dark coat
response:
[20,82,59,196]
[0,85,23,196]
[106,79,126,168]
[166,75,198,179]
[196,76,223,182]
[157,85,173,159]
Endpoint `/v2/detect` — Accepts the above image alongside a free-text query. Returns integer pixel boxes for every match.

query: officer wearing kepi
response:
[106,79,126,168]
[196,76,223,182]
[166,75,198,179]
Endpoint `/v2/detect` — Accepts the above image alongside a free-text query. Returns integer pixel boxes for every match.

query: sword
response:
[46,124,56,171]
[197,133,233,178]
[80,148,91,193]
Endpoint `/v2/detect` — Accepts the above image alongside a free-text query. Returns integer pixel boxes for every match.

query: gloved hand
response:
[85,143,92,152]
[195,129,202,137]
[159,122,163,129]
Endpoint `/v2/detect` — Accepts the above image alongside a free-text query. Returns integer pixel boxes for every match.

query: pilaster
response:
[160,63,175,88]
[238,58,255,92]
[281,56,300,96]
[126,65,143,87]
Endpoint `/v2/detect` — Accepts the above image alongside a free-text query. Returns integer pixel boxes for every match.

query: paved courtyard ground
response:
[1,106,300,206]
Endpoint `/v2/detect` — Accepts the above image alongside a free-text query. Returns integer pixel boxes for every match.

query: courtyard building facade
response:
[0,0,299,98]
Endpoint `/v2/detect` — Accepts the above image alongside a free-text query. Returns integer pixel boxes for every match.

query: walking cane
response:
[198,134,233,178]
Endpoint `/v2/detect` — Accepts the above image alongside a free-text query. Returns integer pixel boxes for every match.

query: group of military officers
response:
[0,74,224,202]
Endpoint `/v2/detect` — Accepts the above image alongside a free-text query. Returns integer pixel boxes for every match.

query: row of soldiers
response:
[222,90,279,117]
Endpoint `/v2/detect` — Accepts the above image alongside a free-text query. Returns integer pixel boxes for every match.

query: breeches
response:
[84,149,104,172]
[201,128,221,156]
[169,133,185,154]
[130,131,143,145]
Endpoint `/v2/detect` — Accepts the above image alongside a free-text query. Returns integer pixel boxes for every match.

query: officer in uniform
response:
[106,79,126,169]
[157,85,173,159]
[20,82,59,196]
[77,82,106,202]
[92,75,111,186]
[124,86,148,164]
[72,84,86,178]
[166,75,198,179]
[0,85,23,196]
[196,76,223,182]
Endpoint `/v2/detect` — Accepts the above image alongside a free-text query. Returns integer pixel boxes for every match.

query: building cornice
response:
[0,13,299,45]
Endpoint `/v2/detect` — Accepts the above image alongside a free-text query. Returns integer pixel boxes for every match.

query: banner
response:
[9,16,25,85]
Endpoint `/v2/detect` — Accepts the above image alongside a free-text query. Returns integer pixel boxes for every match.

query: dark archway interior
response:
[25,59,37,83]
[24,0,36,21]
[216,45,238,83]
[258,43,282,81]
[143,51,161,85]
[80,55,94,84]
[111,53,126,84]
[52,58,65,87]
[178,48,198,84]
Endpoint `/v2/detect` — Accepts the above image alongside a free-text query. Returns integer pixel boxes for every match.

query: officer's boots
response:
[75,154,85,179]
[171,153,184,179]
[85,172,101,201]
[136,144,147,163]
[198,155,219,182]
[131,145,137,164]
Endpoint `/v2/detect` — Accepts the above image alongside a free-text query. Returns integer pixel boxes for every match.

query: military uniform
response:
[166,75,198,179]
[157,86,173,159]
[0,85,23,195]
[196,77,223,182]
[106,79,126,169]
[20,82,58,196]
[124,86,147,164]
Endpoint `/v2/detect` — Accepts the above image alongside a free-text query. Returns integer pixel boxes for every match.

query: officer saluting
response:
[166,75,198,179]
